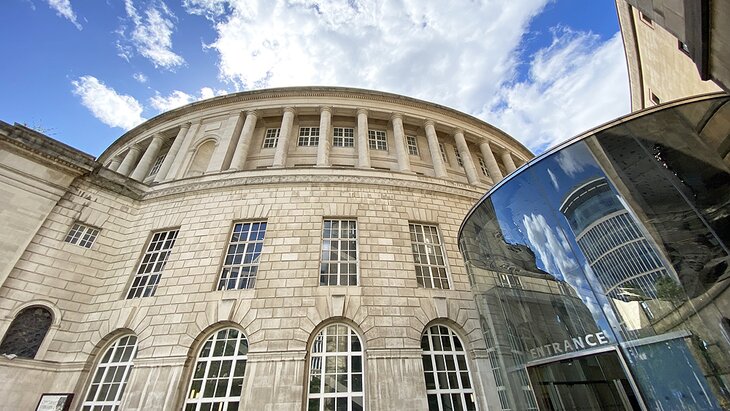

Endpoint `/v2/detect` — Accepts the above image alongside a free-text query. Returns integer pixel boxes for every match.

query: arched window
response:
[81,335,138,411]
[307,323,364,411]
[0,306,52,359]
[185,139,216,177]
[184,328,248,411]
[421,325,476,411]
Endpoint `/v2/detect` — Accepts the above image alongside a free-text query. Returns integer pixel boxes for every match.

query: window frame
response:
[125,228,179,299]
[306,323,365,411]
[147,153,167,177]
[217,221,267,291]
[333,127,355,148]
[319,219,359,286]
[183,328,248,411]
[299,127,321,147]
[421,324,477,411]
[262,128,281,149]
[64,222,100,249]
[367,130,387,151]
[81,334,138,411]
[0,305,53,359]
[478,157,489,177]
[407,135,420,156]
[438,143,449,165]
[409,223,451,289]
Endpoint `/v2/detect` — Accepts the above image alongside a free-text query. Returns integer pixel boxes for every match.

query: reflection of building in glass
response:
[462,209,601,411]
[560,177,669,301]
[460,95,730,411]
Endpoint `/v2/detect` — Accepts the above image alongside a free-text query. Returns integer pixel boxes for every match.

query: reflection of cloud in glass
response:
[556,148,594,177]
[548,168,560,190]
[522,213,579,276]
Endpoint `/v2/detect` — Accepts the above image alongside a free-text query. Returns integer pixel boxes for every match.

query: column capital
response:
[283,106,296,115]
[319,106,333,114]
[128,144,143,153]
[178,122,192,131]
[423,119,435,128]
[356,108,368,116]
[244,110,259,118]
[453,128,464,136]
[151,133,165,142]
[390,112,403,121]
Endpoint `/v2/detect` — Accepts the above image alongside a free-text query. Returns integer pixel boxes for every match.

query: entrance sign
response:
[529,331,610,360]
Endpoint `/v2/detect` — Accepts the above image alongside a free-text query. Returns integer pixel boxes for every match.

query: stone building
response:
[0,87,531,411]
[616,0,729,110]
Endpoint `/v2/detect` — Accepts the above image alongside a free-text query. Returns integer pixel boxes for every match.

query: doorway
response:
[527,350,642,410]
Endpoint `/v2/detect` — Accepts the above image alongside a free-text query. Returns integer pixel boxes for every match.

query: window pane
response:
[422,325,475,411]
[307,324,364,408]
[82,336,138,410]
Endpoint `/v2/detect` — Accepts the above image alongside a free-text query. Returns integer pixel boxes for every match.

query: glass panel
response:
[459,97,730,410]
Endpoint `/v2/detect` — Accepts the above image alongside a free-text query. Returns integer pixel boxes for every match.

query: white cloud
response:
[118,0,185,69]
[485,28,631,153]
[181,1,630,155]
[133,72,148,83]
[46,0,82,30]
[71,75,145,129]
[183,0,550,111]
[150,87,228,112]
[522,212,579,277]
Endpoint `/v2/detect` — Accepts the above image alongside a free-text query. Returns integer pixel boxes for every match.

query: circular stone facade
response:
[0,87,531,411]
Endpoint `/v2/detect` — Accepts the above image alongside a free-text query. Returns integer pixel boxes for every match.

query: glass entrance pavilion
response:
[459,95,730,411]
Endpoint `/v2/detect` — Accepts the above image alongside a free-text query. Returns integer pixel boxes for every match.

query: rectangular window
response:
[218,222,267,290]
[678,40,690,56]
[406,135,419,156]
[455,150,464,167]
[320,220,358,286]
[147,154,166,177]
[478,157,490,177]
[439,143,448,164]
[367,130,387,150]
[64,223,100,248]
[409,223,449,289]
[298,127,320,147]
[126,229,179,299]
[262,128,281,149]
[650,92,661,106]
[333,127,355,147]
[639,11,653,27]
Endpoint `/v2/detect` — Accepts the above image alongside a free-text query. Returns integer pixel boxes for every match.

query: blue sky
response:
[1,0,628,157]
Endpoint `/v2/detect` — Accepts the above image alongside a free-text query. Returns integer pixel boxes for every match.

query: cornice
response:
[101,87,532,162]
[0,121,97,175]
[141,171,485,202]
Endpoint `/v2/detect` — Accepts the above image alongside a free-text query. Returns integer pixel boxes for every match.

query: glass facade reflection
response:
[459,96,730,411]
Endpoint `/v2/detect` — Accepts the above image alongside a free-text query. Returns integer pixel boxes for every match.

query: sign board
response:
[35,393,73,411]
[529,331,610,360]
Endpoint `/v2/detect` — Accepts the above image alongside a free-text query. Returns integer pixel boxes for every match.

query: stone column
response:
[164,121,201,181]
[229,111,259,171]
[501,150,517,173]
[108,157,122,171]
[116,145,143,177]
[479,141,503,181]
[391,113,411,173]
[154,122,191,183]
[356,108,371,169]
[454,129,479,185]
[272,107,295,168]
[316,106,332,167]
[207,112,245,173]
[424,120,447,178]
[129,134,165,181]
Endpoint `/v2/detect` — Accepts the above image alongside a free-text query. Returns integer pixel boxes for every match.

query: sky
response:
[1,0,629,157]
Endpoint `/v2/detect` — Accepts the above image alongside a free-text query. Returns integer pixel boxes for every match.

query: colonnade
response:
[107,106,521,185]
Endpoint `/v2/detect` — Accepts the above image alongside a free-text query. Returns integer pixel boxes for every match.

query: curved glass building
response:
[459,94,730,411]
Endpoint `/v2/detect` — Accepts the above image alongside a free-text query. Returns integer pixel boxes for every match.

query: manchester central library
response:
[0,1,728,410]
